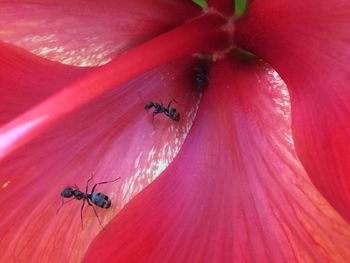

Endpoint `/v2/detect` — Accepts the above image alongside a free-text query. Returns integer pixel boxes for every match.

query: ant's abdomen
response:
[91,192,111,208]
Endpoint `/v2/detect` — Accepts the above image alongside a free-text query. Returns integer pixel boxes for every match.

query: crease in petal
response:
[0,13,230,160]
[0,42,90,125]
[0,57,203,263]
[0,11,230,262]
[234,0,350,222]
[84,56,350,262]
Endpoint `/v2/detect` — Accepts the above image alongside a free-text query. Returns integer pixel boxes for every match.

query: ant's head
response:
[145,101,154,109]
[61,187,74,198]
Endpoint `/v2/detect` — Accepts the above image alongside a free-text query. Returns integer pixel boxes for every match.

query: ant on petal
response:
[194,61,210,91]
[145,100,180,121]
[57,174,120,230]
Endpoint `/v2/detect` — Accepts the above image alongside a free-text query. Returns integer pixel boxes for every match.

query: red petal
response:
[0,1,199,65]
[0,12,230,261]
[0,42,89,125]
[0,14,229,160]
[0,56,202,262]
[84,57,350,262]
[207,0,234,16]
[235,1,350,221]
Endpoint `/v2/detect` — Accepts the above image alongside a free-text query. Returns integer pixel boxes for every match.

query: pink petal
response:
[0,1,199,65]
[234,1,350,222]
[0,55,203,262]
[84,57,350,262]
[0,42,89,125]
[0,14,229,160]
[0,12,230,261]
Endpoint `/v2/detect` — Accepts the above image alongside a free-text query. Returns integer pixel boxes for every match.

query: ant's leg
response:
[86,172,94,193]
[56,196,64,214]
[167,99,178,109]
[90,177,121,195]
[87,199,106,231]
[150,111,159,129]
[56,197,75,214]
[152,105,165,123]
[80,199,86,229]
[152,110,162,117]
[167,100,173,109]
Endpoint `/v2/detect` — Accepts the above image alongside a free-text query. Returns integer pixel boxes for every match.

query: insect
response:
[57,175,120,230]
[145,100,180,121]
[194,63,209,90]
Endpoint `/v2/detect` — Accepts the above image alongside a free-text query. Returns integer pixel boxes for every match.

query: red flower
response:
[0,1,350,262]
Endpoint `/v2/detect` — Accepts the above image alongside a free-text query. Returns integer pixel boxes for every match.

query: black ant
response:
[57,175,120,230]
[194,63,209,90]
[145,100,180,121]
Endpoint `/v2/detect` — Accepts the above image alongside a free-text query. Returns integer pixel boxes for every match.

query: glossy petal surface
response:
[0,42,90,125]
[235,1,350,222]
[0,1,198,65]
[84,57,350,262]
[0,46,202,261]
[0,13,228,160]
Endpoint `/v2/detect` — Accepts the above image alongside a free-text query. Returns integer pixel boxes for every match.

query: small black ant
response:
[57,175,120,230]
[194,63,209,90]
[145,100,180,121]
